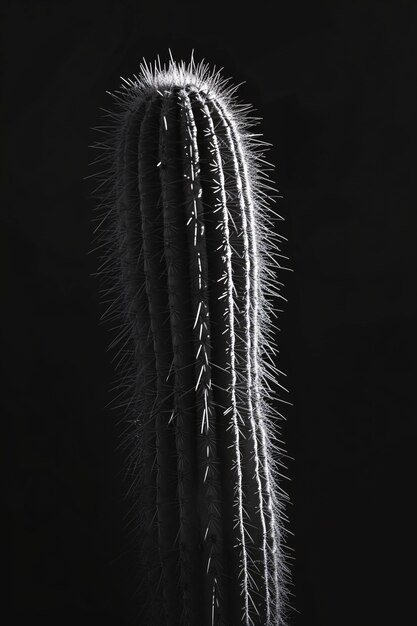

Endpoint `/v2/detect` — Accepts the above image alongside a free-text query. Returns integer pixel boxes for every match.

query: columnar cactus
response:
[90,53,291,625]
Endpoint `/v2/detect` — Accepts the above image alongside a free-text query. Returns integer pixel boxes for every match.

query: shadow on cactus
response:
[89,51,292,626]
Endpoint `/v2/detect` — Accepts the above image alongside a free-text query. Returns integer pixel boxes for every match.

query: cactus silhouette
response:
[90,52,291,625]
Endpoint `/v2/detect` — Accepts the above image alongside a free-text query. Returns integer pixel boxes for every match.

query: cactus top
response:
[111,54,271,198]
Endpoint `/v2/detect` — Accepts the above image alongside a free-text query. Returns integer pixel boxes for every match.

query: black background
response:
[2,1,416,624]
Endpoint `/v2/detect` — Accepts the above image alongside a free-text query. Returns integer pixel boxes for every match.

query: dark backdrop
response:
[2,1,416,624]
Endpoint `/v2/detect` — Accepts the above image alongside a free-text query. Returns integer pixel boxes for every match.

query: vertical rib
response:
[138,94,181,624]
[222,104,283,622]
[115,96,164,623]
[158,89,204,624]
[209,95,271,625]
[179,90,226,626]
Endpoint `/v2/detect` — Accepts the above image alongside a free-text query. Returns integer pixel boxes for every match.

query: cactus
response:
[89,52,291,625]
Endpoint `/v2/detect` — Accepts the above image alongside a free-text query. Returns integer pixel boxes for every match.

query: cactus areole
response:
[90,53,291,625]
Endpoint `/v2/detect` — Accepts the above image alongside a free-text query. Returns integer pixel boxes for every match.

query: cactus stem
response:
[89,53,291,625]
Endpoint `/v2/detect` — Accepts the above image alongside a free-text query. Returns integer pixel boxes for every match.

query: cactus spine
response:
[90,53,290,626]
